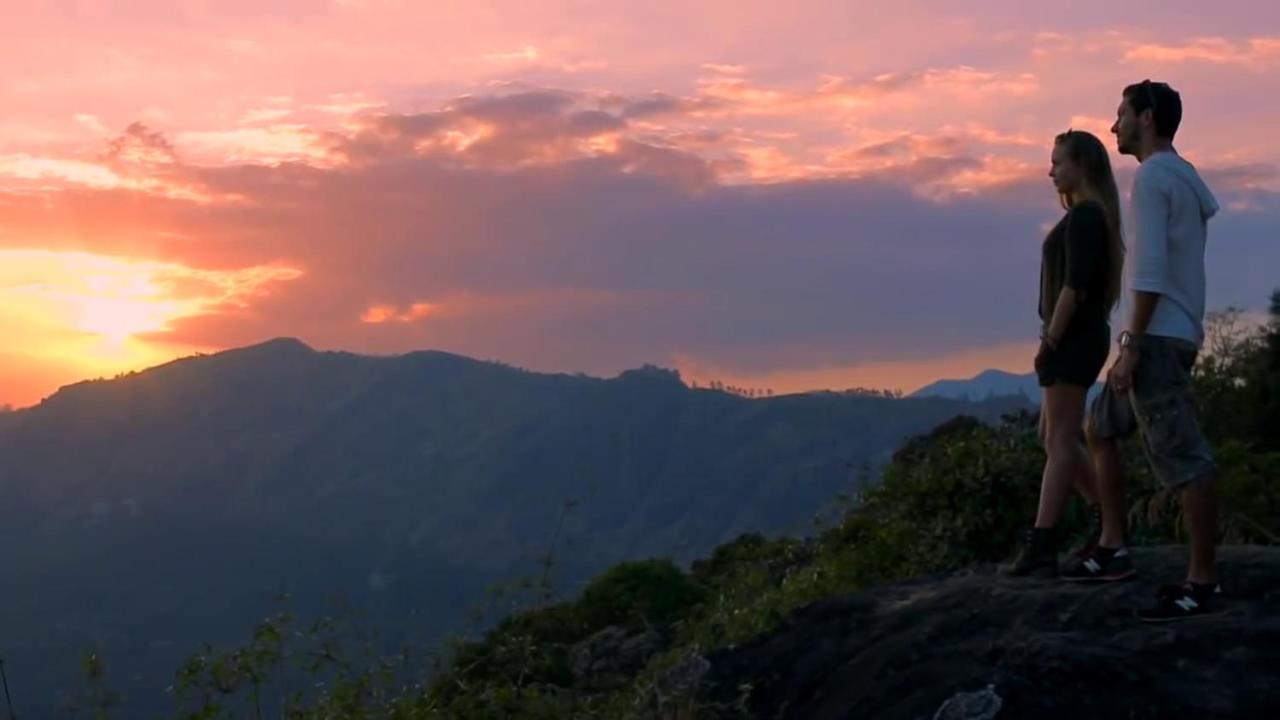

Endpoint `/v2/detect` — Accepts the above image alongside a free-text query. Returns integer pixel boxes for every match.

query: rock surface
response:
[703,545,1280,719]
[571,626,666,687]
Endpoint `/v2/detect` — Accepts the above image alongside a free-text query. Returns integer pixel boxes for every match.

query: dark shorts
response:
[1038,322,1110,388]
[1086,335,1216,489]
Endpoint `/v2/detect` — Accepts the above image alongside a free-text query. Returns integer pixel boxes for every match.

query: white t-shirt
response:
[1127,151,1220,347]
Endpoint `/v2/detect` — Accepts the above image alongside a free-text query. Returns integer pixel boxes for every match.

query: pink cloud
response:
[178,126,332,166]
[482,44,607,73]
[695,66,1039,117]
[1124,37,1280,68]
[701,63,748,75]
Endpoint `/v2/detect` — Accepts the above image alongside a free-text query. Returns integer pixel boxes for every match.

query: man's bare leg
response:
[1182,478,1218,585]
[1087,425,1128,548]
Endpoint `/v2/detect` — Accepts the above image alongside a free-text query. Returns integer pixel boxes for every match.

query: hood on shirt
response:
[1146,152,1221,221]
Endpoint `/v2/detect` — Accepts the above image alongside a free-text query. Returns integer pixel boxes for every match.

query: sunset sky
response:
[2,1,1278,408]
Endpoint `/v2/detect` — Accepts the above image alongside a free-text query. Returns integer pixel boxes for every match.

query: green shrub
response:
[577,560,707,632]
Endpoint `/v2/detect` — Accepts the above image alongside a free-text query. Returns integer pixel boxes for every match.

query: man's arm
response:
[1128,168,1170,338]
[1128,291,1160,336]
[1110,290,1160,392]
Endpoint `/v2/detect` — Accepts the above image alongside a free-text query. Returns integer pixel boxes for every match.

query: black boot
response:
[1004,527,1059,578]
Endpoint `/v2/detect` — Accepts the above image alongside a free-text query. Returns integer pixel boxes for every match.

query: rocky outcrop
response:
[571,626,666,688]
[702,545,1280,719]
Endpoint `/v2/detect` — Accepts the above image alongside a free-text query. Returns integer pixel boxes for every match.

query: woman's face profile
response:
[1048,142,1079,196]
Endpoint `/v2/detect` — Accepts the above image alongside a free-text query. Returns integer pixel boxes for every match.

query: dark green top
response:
[1039,200,1110,334]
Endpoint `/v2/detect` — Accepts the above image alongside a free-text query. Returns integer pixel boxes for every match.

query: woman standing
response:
[1008,129,1125,577]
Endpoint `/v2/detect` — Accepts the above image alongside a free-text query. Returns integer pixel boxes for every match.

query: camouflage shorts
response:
[1087,335,1216,489]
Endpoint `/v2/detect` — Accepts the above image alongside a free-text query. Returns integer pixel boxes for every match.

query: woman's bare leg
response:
[1036,383,1094,529]
[1073,430,1099,505]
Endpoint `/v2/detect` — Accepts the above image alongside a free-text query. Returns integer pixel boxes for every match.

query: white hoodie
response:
[1128,151,1220,347]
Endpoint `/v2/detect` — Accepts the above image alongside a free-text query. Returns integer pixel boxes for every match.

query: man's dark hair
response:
[1123,80,1182,140]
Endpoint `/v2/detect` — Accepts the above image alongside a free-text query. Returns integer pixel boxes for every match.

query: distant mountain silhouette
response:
[0,339,1030,715]
[912,368,1102,403]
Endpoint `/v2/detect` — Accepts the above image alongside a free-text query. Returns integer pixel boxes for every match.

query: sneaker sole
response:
[1135,607,1229,624]
[1060,568,1138,583]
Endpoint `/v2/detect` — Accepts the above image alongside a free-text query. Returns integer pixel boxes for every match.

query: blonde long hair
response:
[1055,130,1124,312]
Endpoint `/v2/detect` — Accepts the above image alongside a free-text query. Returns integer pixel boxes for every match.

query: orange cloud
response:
[701,63,748,75]
[239,107,295,125]
[4,75,1057,204]
[485,45,541,63]
[735,127,1044,196]
[1124,37,1280,68]
[1062,115,1115,142]
[361,301,439,324]
[696,66,1039,117]
[481,43,606,73]
[177,125,333,166]
[305,93,388,118]
[0,154,123,189]
[928,155,1041,198]
[0,152,230,202]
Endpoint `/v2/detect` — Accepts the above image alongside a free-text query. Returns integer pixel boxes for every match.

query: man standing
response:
[1063,80,1223,622]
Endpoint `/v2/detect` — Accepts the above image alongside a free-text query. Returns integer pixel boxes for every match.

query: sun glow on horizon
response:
[0,249,303,405]
[674,339,1042,398]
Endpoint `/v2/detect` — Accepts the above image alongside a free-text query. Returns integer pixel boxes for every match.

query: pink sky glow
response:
[2,1,1278,407]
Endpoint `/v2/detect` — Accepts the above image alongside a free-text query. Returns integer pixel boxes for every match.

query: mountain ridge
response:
[0,338,1032,715]
[912,367,1103,402]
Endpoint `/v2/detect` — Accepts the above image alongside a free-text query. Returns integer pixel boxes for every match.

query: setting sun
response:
[0,249,301,406]
[77,295,174,344]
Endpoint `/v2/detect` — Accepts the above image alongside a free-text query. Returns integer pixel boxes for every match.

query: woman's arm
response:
[1043,287,1078,348]
[1045,204,1104,348]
